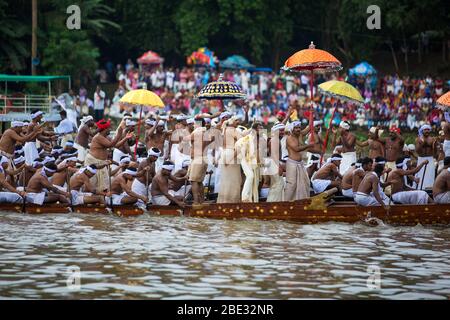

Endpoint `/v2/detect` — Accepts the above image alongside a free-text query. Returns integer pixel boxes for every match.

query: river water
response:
[1,211,450,299]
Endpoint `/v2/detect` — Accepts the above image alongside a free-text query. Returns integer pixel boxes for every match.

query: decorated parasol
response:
[119,89,164,159]
[187,47,218,68]
[197,74,246,100]
[282,42,342,142]
[436,91,450,108]
[137,50,164,65]
[318,80,364,164]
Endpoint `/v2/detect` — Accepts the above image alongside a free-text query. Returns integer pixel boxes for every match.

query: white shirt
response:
[94,91,105,110]
[55,118,76,134]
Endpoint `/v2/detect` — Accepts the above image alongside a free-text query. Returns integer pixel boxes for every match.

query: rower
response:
[112,118,135,170]
[356,127,385,160]
[0,121,42,160]
[382,126,404,170]
[108,167,147,206]
[387,156,433,204]
[145,117,171,171]
[305,155,320,179]
[352,157,373,196]
[75,115,95,162]
[151,161,185,207]
[354,161,391,208]
[25,163,70,205]
[341,159,362,198]
[85,119,133,192]
[0,156,25,203]
[25,111,57,165]
[131,147,161,206]
[332,121,356,175]
[69,165,107,205]
[311,154,343,194]
[168,159,190,198]
[415,124,436,190]
[433,156,450,204]
[51,156,79,192]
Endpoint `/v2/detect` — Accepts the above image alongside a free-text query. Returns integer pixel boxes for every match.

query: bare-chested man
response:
[352,157,373,195]
[381,127,404,170]
[306,154,320,179]
[0,156,25,203]
[357,127,385,160]
[151,161,185,207]
[25,163,70,205]
[108,167,146,206]
[387,156,432,204]
[169,159,190,198]
[285,121,315,200]
[51,157,79,191]
[433,156,450,203]
[354,162,391,208]
[145,117,171,169]
[112,118,136,169]
[75,115,95,162]
[415,124,435,190]
[0,121,42,159]
[131,147,160,204]
[305,120,324,164]
[69,165,108,205]
[85,119,133,192]
[332,121,356,175]
[341,159,362,198]
[311,154,343,194]
[24,111,57,165]
[187,119,215,204]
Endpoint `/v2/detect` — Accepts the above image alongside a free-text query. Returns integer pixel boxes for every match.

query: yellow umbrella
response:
[119,89,164,107]
[119,89,164,160]
[317,81,363,165]
[318,80,364,105]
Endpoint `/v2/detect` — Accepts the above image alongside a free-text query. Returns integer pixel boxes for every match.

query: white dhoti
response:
[155,156,165,173]
[340,151,357,175]
[71,190,93,206]
[284,158,310,201]
[132,179,151,206]
[106,192,127,205]
[112,148,130,170]
[151,194,171,205]
[217,149,242,203]
[84,153,109,192]
[241,161,260,203]
[0,192,22,203]
[434,191,450,204]
[74,143,88,162]
[169,185,191,198]
[26,192,46,205]
[267,174,284,202]
[54,184,67,192]
[444,140,450,157]
[392,190,429,205]
[24,141,39,165]
[170,144,191,172]
[415,156,435,190]
[311,179,331,194]
[342,188,354,198]
[60,133,75,147]
[354,191,390,206]
[260,187,269,199]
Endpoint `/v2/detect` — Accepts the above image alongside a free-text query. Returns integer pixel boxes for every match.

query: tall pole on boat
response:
[31,0,38,75]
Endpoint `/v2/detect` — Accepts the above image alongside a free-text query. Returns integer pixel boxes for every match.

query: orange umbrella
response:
[437,91,450,108]
[282,42,342,143]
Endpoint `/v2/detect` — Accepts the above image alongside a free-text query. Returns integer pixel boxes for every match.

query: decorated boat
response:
[1,190,449,226]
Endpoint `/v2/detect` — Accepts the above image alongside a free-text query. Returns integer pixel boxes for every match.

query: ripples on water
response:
[1,211,450,299]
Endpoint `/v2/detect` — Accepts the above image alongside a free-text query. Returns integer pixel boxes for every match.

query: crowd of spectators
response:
[64,59,449,131]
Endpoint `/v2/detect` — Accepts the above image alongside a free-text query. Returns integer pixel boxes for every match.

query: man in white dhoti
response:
[284,121,315,201]
[132,147,160,206]
[75,115,95,162]
[415,124,436,190]
[107,167,147,206]
[69,165,108,205]
[387,156,433,204]
[24,110,56,165]
[0,156,25,203]
[332,121,356,175]
[151,161,185,207]
[311,154,343,194]
[433,157,450,204]
[354,162,391,208]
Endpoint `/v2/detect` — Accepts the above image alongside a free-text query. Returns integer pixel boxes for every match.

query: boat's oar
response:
[145,167,150,208]
[418,163,428,190]
[66,166,74,212]
[107,164,113,209]
[21,165,26,213]
[320,105,336,166]
[205,170,213,200]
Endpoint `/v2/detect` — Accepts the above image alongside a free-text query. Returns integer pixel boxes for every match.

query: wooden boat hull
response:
[111,206,144,217]
[148,202,450,226]
[73,204,109,214]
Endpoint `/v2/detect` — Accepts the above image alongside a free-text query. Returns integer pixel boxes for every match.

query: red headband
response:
[390,126,400,134]
[96,119,111,131]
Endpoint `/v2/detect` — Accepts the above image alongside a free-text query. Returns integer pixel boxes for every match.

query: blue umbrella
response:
[220,55,255,69]
[348,61,377,76]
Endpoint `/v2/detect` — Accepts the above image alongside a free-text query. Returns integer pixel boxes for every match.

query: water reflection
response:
[1,212,450,299]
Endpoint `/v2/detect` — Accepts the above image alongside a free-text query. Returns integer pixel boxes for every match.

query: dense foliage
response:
[0,0,449,81]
